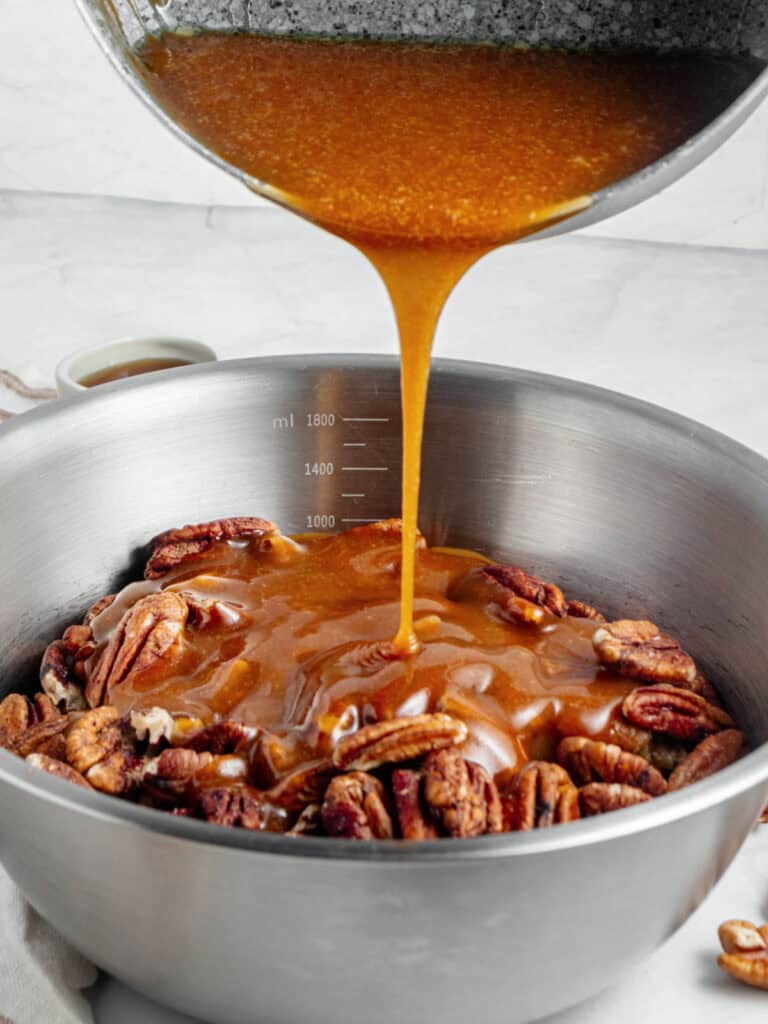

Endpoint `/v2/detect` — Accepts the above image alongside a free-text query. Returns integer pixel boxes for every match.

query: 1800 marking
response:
[306,413,336,427]
[305,462,334,476]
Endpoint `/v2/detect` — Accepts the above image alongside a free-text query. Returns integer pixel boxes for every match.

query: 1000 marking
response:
[306,514,336,529]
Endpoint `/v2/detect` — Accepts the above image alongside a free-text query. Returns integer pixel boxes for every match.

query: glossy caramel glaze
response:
[103,526,638,777]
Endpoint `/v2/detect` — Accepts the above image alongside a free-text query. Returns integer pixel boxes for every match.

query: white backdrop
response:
[1,0,767,249]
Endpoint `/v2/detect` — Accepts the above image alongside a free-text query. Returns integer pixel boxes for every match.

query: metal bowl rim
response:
[1,353,767,861]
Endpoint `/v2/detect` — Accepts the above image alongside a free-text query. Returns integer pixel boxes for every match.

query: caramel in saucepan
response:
[137,34,756,650]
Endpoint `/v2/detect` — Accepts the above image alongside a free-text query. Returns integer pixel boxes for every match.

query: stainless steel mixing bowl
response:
[75,0,768,238]
[1,356,768,1024]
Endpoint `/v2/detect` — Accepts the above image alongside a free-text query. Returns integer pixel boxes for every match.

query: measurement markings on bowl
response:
[339,420,392,524]
[278,406,397,532]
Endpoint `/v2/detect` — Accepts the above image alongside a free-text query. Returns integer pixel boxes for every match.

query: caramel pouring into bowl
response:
[134,34,760,649]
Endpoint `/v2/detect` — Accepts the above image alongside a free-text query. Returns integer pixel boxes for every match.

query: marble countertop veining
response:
[2,190,768,1023]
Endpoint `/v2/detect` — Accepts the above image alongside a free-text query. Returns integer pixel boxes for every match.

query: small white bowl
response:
[55,337,217,397]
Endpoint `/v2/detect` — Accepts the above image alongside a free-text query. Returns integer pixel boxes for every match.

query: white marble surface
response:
[1,2,768,249]
[2,190,768,1021]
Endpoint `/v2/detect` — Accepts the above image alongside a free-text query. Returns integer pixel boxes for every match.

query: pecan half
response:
[40,639,87,711]
[265,759,334,812]
[579,782,651,816]
[609,717,688,774]
[392,768,439,840]
[482,565,567,625]
[150,747,214,783]
[333,713,467,772]
[145,517,276,579]
[0,693,69,760]
[143,746,215,805]
[86,591,189,707]
[470,761,504,833]
[62,623,95,654]
[65,706,142,795]
[422,747,502,837]
[567,599,606,623]
[719,920,768,954]
[622,684,735,744]
[668,729,744,791]
[186,720,258,755]
[199,787,264,830]
[557,737,667,796]
[86,750,145,795]
[33,693,62,722]
[0,693,34,751]
[15,715,70,761]
[497,761,580,830]
[26,752,91,789]
[321,772,394,840]
[718,919,768,990]
[593,620,697,685]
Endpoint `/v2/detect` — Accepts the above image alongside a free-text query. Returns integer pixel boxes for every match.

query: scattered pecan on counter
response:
[718,920,768,990]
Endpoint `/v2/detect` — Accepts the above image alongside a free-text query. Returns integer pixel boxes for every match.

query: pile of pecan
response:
[0,517,747,841]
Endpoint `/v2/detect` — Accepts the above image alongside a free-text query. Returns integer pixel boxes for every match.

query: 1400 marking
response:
[304,462,334,476]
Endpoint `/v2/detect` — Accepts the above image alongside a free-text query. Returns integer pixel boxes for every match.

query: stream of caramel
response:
[137,33,756,654]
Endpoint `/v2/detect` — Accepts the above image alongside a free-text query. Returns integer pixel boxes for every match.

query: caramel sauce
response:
[106,528,638,777]
[138,33,756,652]
[125,36,758,787]
[79,358,191,387]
